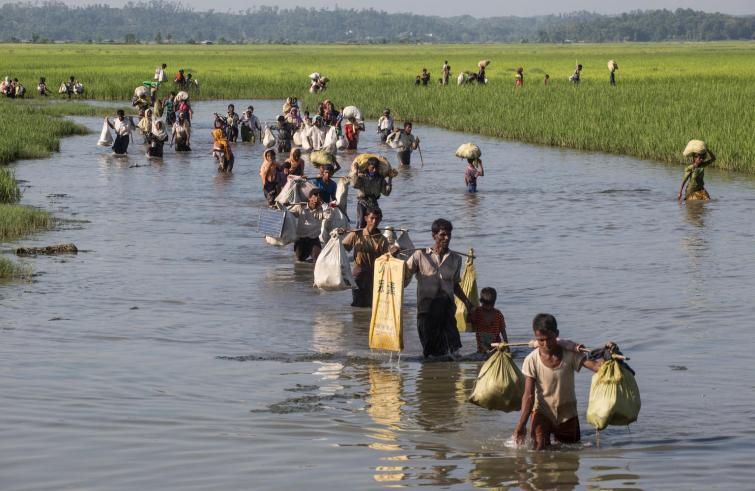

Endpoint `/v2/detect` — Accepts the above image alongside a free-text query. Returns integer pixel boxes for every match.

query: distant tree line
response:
[0,1,753,43]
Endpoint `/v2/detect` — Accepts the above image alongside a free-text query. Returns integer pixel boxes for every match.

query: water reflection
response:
[681,202,710,300]
[415,362,464,433]
[367,364,409,485]
[470,452,581,491]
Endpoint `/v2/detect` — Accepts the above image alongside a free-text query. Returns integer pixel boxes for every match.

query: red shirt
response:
[471,306,506,353]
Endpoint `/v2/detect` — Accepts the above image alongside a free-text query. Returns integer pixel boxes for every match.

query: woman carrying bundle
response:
[146,121,169,158]
[343,117,362,150]
[678,146,716,201]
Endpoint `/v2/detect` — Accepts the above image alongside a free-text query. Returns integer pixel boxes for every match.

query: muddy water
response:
[2,100,755,490]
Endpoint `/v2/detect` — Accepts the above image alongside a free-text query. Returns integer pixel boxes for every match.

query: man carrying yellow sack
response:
[513,313,618,450]
[405,218,474,359]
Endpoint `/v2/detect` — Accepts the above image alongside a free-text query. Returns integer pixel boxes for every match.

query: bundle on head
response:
[478,59,491,68]
[455,143,481,160]
[310,150,337,167]
[683,140,707,158]
[608,60,618,71]
[352,153,396,177]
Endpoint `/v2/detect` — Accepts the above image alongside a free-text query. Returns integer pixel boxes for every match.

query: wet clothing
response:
[344,122,359,150]
[465,163,481,193]
[684,163,712,200]
[417,294,461,358]
[225,112,240,142]
[241,113,261,142]
[390,131,416,166]
[111,118,132,154]
[470,307,506,353]
[172,121,191,152]
[314,178,337,203]
[406,247,464,357]
[293,204,325,240]
[531,413,581,449]
[146,131,168,158]
[294,237,321,262]
[351,173,391,228]
[377,115,394,143]
[522,349,585,425]
[343,230,390,307]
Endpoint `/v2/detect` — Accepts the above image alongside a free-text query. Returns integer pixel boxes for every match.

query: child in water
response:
[678,148,716,201]
[513,314,617,450]
[470,287,507,353]
[464,158,484,193]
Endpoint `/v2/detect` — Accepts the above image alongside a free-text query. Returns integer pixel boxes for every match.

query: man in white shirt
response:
[106,110,133,155]
[154,63,167,83]
[377,108,394,143]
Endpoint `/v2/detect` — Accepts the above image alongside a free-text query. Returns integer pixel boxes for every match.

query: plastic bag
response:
[300,128,313,152]
[586,360,641,430]
[175,91,189,102]
[319,206,350,244]
[323,127,338,153]
[275,178,316,207]
[336,135,348,151]
[335,177,349,215]
[468,348,525,412]
[97,120,113,147]
[262,126,276,149]
[293,129,302,147]
[265,210,297,246]
[314,232,355,291]
[455,251,479,333]
[369,255,405,352]
[309,72,321,81]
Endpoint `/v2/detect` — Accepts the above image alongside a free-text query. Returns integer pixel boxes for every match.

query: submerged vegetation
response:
[0,204,53,241]
[0,256,32,280]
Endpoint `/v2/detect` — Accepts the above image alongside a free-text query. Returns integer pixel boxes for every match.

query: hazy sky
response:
[60,0,755,16]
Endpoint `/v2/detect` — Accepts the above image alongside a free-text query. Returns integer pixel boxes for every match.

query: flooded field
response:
[2,100,755,490]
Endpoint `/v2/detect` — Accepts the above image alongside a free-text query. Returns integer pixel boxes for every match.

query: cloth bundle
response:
[468,348,525,412]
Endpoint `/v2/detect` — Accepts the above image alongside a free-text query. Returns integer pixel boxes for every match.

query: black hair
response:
[431,218,453,235]
[281,162,291,169]
[162,63,167,68]
[277,115,285,122]
[228,104,234,110]
[322,164,334,174]
[480,287,497,305]
[264,148,276,158]
[403,121,412,129]
[532,313,558,335]
[116,109,125,116]
[308,188,321,198]
[365,207,383,220]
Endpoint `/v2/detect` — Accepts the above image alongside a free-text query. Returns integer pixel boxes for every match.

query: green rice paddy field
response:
[1,42,754,173]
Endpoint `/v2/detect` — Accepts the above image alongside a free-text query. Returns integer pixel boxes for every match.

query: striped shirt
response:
[470,307,506,353]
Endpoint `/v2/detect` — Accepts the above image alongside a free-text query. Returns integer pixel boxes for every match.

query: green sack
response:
[468,349,525,412]
[586,360,641,430]
[310,150,337,167]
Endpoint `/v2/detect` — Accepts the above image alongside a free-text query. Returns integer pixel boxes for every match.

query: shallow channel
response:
[2,100,755,490]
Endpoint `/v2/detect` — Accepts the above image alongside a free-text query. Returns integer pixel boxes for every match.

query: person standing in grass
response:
[678,149,716,201]
[515,67,524,87]
[388,122,419,166]
[106,110,134,155]
[544,74,550,85]
[569,64,582,84]
[464,158,484,193]
[442,61,451,85]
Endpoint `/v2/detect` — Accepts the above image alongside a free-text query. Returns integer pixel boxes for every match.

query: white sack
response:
[300,128,313,152]
[134,86,149,98]
[323,126,338,154]
[342,106,362,122]
[319,206,350,244]
[335,176,349,215]
[97,120,113,147]
[336,135,348,151]
[275,178,316,207]
[309,72,321,81]
[262,126,276,149]
[313,232,355,291]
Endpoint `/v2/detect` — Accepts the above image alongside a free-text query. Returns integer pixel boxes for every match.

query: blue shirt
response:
[314,178,337,203]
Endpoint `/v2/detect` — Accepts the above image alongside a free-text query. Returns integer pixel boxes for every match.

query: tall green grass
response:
[0,168,21,203]
[1,42,754,172]
[0,204,53,241]
[0,256,32,280]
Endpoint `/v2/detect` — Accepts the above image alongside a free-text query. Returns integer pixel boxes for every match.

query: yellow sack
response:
[683,139,707,157]
[369,255,405,352]
[586,360,641,430]
[468,348,525,412]
[455,249,479,333]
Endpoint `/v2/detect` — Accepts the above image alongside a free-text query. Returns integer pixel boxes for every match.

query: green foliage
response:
[0,3,753,43]
[0,168,21,203]
[0,204,53,241]
[0,256,32,281]
[0,42,753,172]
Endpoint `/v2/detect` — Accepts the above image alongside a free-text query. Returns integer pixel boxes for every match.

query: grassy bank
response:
[0,256,32,281]
[1,42,754,172]
[0,204,53,241]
